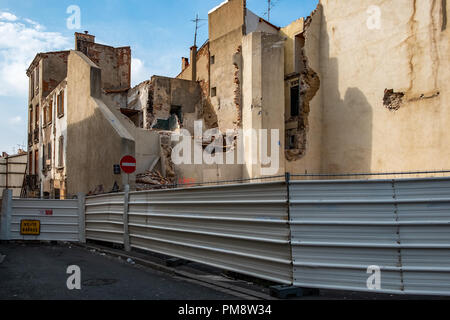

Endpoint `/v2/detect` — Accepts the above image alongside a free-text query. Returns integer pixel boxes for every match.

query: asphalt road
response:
[0,242,238,300]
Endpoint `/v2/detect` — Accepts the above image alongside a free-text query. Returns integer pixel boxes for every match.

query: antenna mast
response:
[191,14,207,47]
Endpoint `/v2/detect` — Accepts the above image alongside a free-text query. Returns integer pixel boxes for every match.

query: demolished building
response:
[24,0,449,197]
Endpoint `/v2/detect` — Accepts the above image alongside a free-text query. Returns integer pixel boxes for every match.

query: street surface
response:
[0,242,237,300]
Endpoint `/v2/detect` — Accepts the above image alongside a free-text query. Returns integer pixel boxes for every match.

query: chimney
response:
[190,46,197,81]
[75,31,95,50]
[181,57,189,72]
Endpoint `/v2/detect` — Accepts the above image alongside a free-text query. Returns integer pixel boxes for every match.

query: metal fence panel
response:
[85,193,125,245]
[10,199,79,242]
[127,182,292,284]
[290,178,450,296]
[394,178,450,295]
[81,177,450,295]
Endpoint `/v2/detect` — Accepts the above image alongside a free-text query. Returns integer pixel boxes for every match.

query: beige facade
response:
[288,0,449,176]
[23,0,450,197]
[176,0,449,179]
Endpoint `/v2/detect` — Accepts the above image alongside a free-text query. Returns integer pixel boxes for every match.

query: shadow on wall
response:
[320,9,373,175]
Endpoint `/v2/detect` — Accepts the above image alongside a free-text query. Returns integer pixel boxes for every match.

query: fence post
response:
[123,185,131,252]
[284,172,294,285]
[77,193,86,244]
[0,189,12,240]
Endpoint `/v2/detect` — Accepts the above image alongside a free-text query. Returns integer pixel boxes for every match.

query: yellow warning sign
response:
[20,220,40,236]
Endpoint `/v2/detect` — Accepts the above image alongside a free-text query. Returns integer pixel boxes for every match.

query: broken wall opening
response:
[285,19,320,161]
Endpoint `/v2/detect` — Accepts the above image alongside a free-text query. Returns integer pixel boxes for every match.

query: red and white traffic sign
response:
[120,155,136,174]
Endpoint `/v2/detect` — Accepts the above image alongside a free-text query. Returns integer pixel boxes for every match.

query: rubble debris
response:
[136,170,174,190]
[383,89,405,111]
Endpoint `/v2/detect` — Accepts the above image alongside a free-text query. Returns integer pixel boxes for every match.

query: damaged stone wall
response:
[41,52,70,98]
[282,13,321,163]
[233,45,243,128]
[127,76,204,135]
[75,33,131,91]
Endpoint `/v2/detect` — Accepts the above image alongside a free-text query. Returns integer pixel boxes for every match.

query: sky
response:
[0,0,318,155]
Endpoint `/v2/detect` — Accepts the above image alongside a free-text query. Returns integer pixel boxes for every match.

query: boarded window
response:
[29,107,33,131]
[58,136,64,167]
[290,85,300,117]
[31,73,35,98]
[43,106,47,126]
[35,67,39,91]
[41,145,45,170]
[48,100,53,124]
[48,143,52,165]
[35,105,39,127]
[29,152,33,175]
[57,91,64,117]
[34,150,38,175]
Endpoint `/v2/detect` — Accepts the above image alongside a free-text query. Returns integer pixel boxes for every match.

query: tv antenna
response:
[191,14,207,47]
[265,0,280,22]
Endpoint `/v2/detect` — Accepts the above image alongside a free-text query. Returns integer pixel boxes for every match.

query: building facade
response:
[24,0,450,197]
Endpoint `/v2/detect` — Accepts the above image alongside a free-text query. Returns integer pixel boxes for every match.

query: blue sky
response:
[0,0,318,154]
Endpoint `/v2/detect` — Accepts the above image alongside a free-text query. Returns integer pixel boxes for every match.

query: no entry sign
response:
[120,155,136,174]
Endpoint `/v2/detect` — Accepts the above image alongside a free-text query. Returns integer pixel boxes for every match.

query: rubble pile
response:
[136,171,174,190]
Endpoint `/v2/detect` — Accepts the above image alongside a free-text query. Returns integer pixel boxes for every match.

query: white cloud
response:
[0,11,70,97]
[131,57,151,86]
[0,12,18,21]
[23,18,44,31]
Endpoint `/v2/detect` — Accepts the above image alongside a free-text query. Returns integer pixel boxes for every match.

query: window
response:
[48,143,52,165]
[34,149,38,175]
[35,105,39,128]
[58,136,64,168]
[43,106,47,126]
[211,87,217,97]
[31,73,35,98]
[29,106,33,131]
[57,91,64,117]
[34,65,39,94]
[29,152,33,175]
[210,55,215,65]
[45,100,53,125]
[290,85,300,117]
[35,67,39,92]
[49,100,53,123]
[42,144,46,169]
